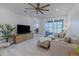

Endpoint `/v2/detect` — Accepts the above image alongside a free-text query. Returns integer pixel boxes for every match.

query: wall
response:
[68,4,79,38]
[0,7,21,26]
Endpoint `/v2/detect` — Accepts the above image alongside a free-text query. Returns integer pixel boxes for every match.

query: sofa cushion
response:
[38,37,51,43]
[58,32,65,38]
[70,37,79,45]
[64,37,71,43]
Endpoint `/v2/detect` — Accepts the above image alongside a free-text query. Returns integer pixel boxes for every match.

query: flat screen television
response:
[17,25,30,34]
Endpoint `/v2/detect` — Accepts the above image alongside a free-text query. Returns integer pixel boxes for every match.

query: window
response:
[45,21,53,36]
[54,20,63,33]
[45,19,63,36]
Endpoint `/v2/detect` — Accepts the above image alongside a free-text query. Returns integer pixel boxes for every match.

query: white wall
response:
[68,4,79,38]
[0,7,20,26]
[0,6,36,25]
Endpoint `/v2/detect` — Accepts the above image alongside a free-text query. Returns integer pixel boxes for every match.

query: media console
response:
[14,33,33,44]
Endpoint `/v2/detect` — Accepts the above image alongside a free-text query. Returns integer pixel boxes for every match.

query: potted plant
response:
[0,24,16,42]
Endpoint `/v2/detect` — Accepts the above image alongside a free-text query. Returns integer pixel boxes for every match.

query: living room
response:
[0,3,79,56]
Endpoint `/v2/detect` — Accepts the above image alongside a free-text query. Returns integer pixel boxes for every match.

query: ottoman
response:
[37,37,51,49]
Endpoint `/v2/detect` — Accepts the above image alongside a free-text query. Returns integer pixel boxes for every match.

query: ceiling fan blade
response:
[37,3,40,8]
[39,10,44,14]
[40,9,49,11]
[36,3,40,14]
[28,3,36,9]
[40,4,50,9]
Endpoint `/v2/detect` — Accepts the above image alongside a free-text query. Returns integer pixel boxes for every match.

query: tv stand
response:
[14,33,33,44]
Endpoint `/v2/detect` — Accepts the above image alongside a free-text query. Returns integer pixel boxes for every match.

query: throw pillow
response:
[64,37,71,43]
[58,32,65,38]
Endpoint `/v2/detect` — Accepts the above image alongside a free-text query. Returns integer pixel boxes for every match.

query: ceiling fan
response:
[24,3,50,14]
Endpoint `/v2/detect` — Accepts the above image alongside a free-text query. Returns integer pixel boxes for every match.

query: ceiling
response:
[0,3,76,18]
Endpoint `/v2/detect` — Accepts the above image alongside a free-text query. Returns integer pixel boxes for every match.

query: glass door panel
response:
[45,21,53,36]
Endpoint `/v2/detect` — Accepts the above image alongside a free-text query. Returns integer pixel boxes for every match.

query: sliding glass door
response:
[45,20,63,36]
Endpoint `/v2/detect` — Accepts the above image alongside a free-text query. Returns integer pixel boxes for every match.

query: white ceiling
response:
[0,3,76,18]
